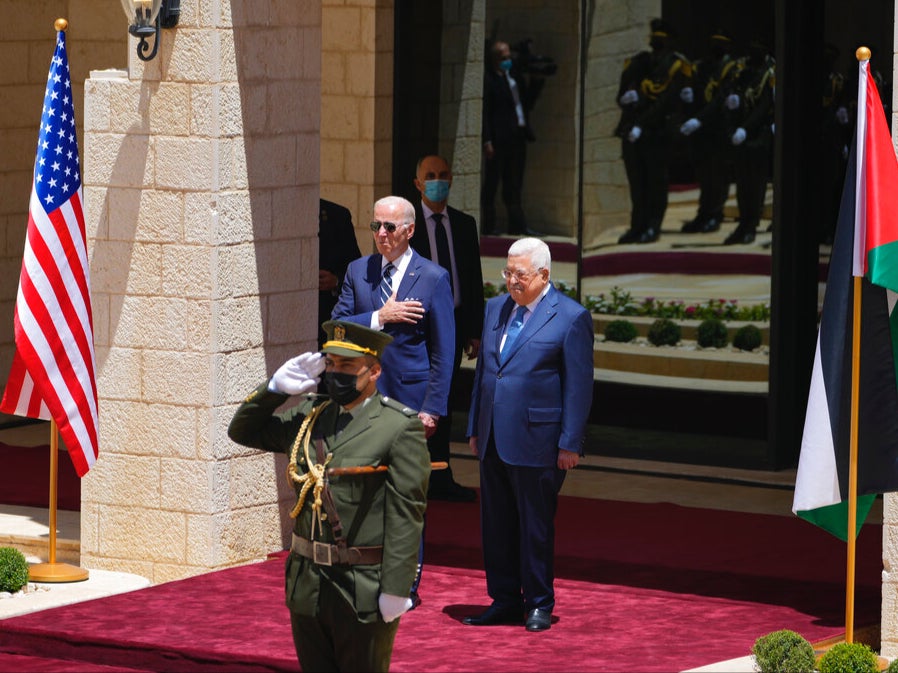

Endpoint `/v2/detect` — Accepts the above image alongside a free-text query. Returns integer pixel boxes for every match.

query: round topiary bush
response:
[646,318,681,346]
[886,656,898,673]
[751,629,816,673]
[604,319,638,343]
[696,318,729,348]
[733,324,762,351]
[817,641,879,673]
[0,546,29,593]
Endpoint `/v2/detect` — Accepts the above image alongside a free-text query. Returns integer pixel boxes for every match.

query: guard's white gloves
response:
[627,125,642,142]
[679,86,694,104]
[836,106,849,125]
[379,593,413,623]
[680,118,702,135]
[619,89,639,105]
[731,127,747,145]
[725,93,741,110]
[269,352,325,395]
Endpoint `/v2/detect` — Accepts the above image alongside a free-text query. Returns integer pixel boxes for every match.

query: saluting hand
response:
[379,293,425,324]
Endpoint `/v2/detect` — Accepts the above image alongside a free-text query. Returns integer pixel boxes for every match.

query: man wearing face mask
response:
[410,154,484,503]
[227,320,430,672]
[481,39,537,236]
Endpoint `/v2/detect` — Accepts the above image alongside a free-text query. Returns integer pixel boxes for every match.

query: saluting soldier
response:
[679,30,741,234]
[722,37,776,245]
[228,320,430,673]
[615,18,693,244]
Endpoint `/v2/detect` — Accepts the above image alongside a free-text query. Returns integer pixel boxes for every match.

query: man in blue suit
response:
[331,195,455,607]
[464,237,594,632]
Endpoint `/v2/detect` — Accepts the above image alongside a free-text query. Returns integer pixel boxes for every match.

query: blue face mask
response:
[499,58,513,72]
[423,179,450,203]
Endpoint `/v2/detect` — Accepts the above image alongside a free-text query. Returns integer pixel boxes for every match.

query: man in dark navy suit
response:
[411,154,484,503]
[464,237,594,632]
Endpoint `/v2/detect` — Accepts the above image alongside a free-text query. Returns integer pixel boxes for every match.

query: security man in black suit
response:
[481,40,536,235]
[615,18,692,245]
[411,154,484,503]
[318,199,362,348]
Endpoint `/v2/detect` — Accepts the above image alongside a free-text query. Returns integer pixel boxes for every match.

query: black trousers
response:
[733,138,771,232]
[621,136,671,234]
[290,580,400,673]
[481,131,528,233]
[690,134,732,223]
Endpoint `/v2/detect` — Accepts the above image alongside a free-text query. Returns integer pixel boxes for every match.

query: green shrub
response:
[751,630,816,673]
[697,318,729,348]
[733,324,762,351]
[818,641,879,673]
[646,318,681,346]
[604,319,638,343]
[885,656,898,673]
[0,546,29,593]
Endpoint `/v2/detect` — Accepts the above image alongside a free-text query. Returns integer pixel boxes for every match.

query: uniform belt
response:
[291,533,382,566]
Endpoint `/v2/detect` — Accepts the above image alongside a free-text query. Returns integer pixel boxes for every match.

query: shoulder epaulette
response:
[380,396,417,417]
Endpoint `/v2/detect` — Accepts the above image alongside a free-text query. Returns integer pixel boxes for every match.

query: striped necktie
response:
[380,262,395,306]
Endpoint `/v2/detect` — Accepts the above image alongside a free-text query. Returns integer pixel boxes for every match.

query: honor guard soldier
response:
[615,18,693,244]
[679,30,741,234]
[228,320,430,673]
[723,37,776,245]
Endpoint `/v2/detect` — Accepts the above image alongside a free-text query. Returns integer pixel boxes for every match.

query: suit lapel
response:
[367,254,385,309]
[493,297,516,364]
[395,251,423,300]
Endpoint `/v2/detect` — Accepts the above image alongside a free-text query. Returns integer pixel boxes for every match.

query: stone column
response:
[320,0,394,249]
[80,0,321,583]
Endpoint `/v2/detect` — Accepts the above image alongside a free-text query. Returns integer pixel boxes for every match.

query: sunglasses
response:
[369,221,407,233]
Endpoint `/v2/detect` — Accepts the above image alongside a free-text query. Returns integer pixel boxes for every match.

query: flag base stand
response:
[29,562,89,583]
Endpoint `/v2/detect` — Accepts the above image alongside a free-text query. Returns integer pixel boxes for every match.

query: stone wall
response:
[80,0,321,583]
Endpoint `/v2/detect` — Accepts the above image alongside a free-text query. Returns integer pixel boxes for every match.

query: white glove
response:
[731,127,747,145]
[619,89,639,105]
[379,593,413,623]
[836,106,849,125]
[725,93,741,110]
[627,125,642,142]
[269,352,325,395]
[679,86,694,104]
[680,118,701,135]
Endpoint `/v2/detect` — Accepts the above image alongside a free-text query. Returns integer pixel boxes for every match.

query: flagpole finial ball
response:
[856,46,872,62]
[54,18,68,32]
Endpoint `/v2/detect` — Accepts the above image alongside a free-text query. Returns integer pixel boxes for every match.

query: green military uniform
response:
[228,321,430,672]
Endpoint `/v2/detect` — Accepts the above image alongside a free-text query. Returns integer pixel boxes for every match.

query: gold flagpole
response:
[27,420,88,582]
[845,276,863,643]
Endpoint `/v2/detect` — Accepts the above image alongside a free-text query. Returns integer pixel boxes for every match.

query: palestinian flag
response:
[792,55,898,541]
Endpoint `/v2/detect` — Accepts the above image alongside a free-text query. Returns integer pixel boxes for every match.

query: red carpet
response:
[0,496,882,672]
[0,442,80,511]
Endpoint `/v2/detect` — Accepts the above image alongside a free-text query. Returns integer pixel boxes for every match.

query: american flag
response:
[0,28,99,477]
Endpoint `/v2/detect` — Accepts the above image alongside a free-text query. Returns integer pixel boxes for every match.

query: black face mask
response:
[322,370,363,406]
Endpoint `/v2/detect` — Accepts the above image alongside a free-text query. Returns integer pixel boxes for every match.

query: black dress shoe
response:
[525,608,552,632]
[680,217,702,233]
[636,227,659,243]
[409,592,421,610]
[428,480,477,502]
[723,228,756,245]
[462,605,524,626]
[618,229,640,244]
[698,217,721,233]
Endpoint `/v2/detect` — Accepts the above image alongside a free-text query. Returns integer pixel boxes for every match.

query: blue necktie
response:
[379,262,394,306]
[500,305,528,363]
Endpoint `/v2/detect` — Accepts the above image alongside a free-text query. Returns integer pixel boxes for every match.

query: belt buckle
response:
[313,541,333,566]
